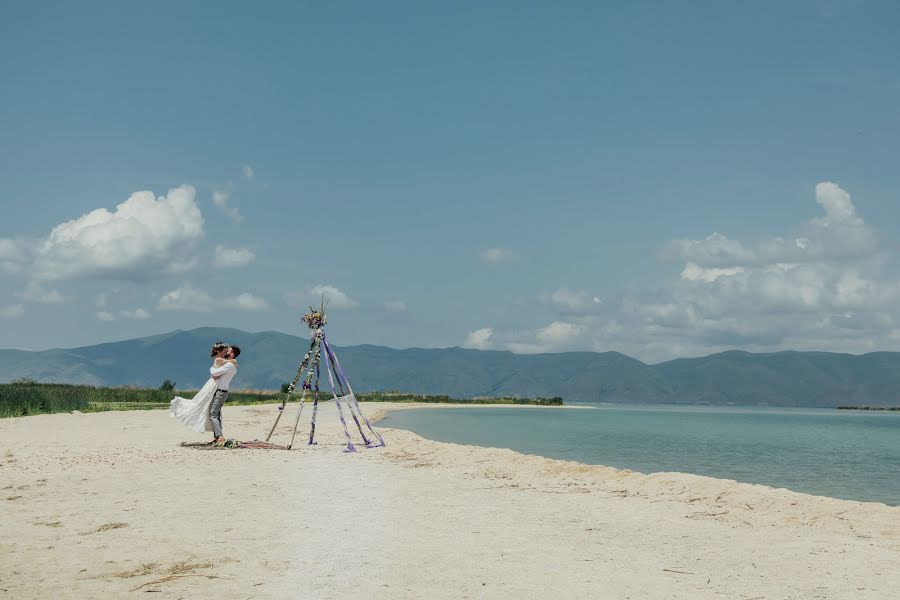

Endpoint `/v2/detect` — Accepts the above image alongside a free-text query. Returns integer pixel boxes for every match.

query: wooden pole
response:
[288,337,321,449]
[266,335,318,442]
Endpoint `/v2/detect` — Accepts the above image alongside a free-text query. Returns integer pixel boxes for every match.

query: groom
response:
[209,344,241,444]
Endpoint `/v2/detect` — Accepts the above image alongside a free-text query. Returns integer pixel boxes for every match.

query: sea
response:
[380,404,900,506]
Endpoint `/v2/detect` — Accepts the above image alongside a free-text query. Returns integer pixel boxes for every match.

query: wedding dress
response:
[170,375,217,433]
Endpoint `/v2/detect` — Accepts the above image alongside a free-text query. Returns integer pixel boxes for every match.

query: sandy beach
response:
[1,402,898,600]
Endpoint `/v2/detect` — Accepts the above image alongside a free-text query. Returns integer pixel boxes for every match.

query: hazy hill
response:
[2,327,900,406]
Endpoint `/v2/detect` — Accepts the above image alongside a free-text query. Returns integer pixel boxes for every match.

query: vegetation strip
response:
[1,380,563,418]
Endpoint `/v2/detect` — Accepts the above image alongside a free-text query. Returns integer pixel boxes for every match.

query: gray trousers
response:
[209,389,229,438]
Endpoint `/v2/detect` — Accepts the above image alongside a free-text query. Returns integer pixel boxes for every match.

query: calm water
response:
[381,405,900,505]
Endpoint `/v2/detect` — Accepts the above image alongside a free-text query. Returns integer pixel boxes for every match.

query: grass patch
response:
[114,562,160,579]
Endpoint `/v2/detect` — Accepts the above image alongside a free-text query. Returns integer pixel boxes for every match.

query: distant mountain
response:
[2,327,900,407]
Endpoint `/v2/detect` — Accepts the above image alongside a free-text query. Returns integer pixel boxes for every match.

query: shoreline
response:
[2,403,898,599]
[377,401,899,508]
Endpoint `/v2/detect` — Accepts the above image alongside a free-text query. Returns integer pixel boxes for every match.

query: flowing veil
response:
[170,378,217,433]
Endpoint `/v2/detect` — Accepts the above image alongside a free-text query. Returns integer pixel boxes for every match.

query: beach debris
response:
[686,510,729,519]
[181,439,290,451]
[662,568,695,575]
[265,297,385,452]
[129,573,221,592]
[80,522,129,535]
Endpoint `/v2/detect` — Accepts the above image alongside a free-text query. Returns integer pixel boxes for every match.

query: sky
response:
[1,1,899,362]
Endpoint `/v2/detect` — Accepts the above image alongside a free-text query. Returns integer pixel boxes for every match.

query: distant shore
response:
[836,405,900,411]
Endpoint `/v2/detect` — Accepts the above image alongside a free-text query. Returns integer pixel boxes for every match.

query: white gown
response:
[170,377,217,433]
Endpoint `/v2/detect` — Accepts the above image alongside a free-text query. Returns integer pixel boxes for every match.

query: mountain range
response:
[2,327,900,407]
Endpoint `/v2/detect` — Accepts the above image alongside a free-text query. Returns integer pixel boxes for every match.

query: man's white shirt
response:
[210,362,237,390]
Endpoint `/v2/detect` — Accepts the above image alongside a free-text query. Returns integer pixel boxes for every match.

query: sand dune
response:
[1,403,898,599]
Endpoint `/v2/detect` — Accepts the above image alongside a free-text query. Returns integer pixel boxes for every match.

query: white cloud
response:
[661,232,755,268]
[95,308,153,321]
[504,321,587,354]
[814,181,860,226]
[481,247,518,264]
[487,182,900,361]
[0,238,28,274]
[158,283,214,312]
[0,185,205,282]
[550,288,602,313]
[1,304,25,319]
[384,300,407,312]
[464,328,494,350]
[158,282,269,312]
[536,321,585,345]
[285,285,358,310]
[662,181,879,269]
[242,164,255,181]
[20,282,64,304]
[213,245,255,268]
[680,263,746,283]
[232,293,269,311]
[212,189,243,223]
[121,308,151,320]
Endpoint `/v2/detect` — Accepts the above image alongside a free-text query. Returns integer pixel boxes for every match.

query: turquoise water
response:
[381,405,900,505]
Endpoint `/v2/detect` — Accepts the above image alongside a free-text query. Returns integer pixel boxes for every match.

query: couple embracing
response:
[170,341,242,445]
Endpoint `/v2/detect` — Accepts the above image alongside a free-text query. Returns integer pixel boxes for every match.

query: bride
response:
[170,342,235,434]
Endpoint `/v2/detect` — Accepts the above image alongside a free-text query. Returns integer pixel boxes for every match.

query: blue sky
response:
[2,1,899,361]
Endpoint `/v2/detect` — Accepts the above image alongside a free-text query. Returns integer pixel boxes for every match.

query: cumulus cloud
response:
[0,185,205,282]
[481,248,518,264]
[95,307,152,321]
[487,182,900,361]
[680,263,745,283]
[661,232,756,268]
[661,182,880,269]
[232,293,269,311]
[814,181,860,225]
[212,189,243,223]
[213,245,255,268]
[1,304,25,319]
[384,300,407,312]
[243,164,255,181]
[158,282,215,312]
[503,321,588,354]
[285,285,358,310]
[158,282,269,312]
[464,328,494,350]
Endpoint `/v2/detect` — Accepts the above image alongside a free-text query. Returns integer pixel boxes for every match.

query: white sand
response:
[1,402,898,599]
